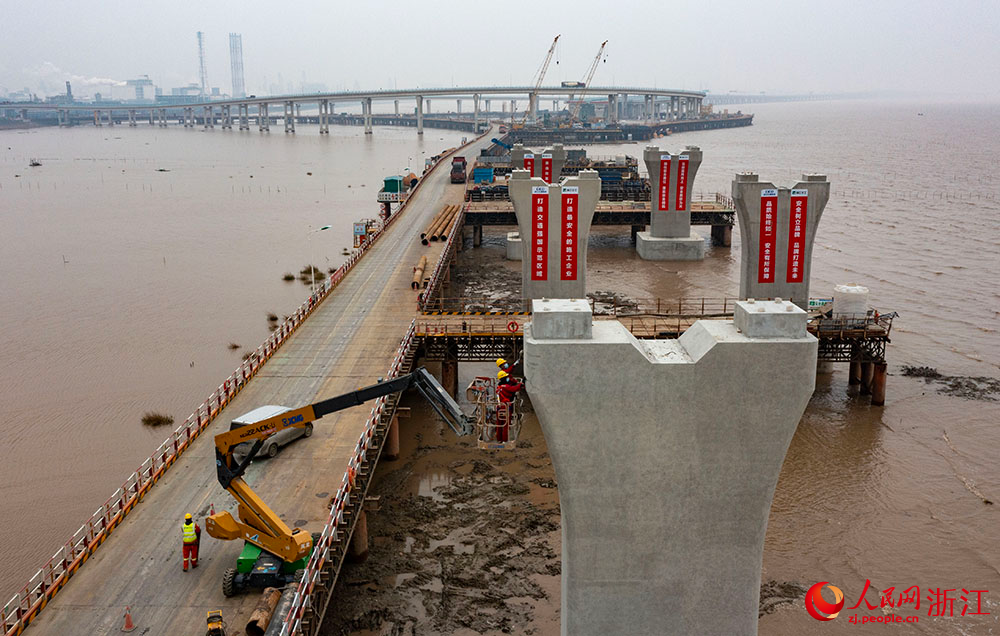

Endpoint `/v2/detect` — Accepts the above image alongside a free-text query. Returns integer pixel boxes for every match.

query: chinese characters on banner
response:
[531,186,548,281]
[541,154,553,182]
[658,155,671,211]
[523,153,535,178]
[561,186,579,280]
[786,189,808,283]
[758,189,778,283]
[676,154,689,211]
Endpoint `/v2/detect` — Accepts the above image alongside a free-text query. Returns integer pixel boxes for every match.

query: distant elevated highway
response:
[3,85,706,135]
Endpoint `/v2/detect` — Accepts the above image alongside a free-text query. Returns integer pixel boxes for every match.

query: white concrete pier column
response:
[732,173,831,309]
[362,98,373,134]
[107,110,114,126]
[128,109,136,126]
[456,98,462,114]
[416,95,424,135]
[473,93,480,132]
[259,103,269,132]
[204,106,213,129]
[509,170,600,300]
[636,145,705,261]
[524,298,817,636]
[284,101,295,133]
[222,105,231,129]
[394,99,399,116]
[528,92,538,124]
[485,98,491,113]
[159,108,167,127]
[319,100,329,134]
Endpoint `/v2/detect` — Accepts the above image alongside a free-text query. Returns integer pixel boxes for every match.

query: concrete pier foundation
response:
[348,510,369,562]
[506,232,522,260]
[319,99,329,134]
[510,144,567,183]
[524,298,817,636]
[128,109,136,127]
[849,360,863,385]
[860,362,874,395]
[204,106,213,129]
[509,170,600,300]
[871,362,888,406]
[732,172,830,308]
[221,105,232,129]
[711,224,733,246]
[441,359,458,398]
[636,145,706,261]
[416,96,424,135]
[284,101,295,133]
[384,414,400,461]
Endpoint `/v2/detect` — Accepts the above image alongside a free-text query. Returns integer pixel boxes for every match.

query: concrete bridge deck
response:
[22,135,494,636]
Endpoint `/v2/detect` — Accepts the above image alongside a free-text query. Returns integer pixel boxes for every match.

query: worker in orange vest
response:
[182,513,201,571]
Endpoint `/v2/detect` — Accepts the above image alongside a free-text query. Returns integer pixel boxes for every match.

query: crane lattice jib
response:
[571,40,608,122]
[522,35,560,125]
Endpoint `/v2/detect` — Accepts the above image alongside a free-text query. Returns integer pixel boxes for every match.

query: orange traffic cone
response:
[121,606,136,632]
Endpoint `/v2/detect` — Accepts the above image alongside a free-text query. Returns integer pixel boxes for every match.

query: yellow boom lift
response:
[207,367,475,596]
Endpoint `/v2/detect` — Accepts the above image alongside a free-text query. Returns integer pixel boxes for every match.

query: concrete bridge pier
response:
[238,104,249,130]
[221,105,232,129]
[284,101,295,133]
[732,173,830,309]
[485,98,491,113]
[258,103,270,132]
[93,110,101,126]
[528,92,538,124]
[319,100,329,134]
[426,99,431,113]
[607,94,618,123]
[107,109,114,126]
[416,95,424,135]
[182,107,192,128]
[637,145,706,261]
[362,98,373,134]
[148,110,155,126]
[203,106,214,129]
[524,298,817,636]
[510,99,516,116]
[394,99,399,116]
[473,93,480,132]
[57,110,66,127]
[128,109,136,127]
[158,108,167,127]
[456,98,462,114]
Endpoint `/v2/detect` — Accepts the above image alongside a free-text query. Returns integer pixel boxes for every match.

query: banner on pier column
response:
[531,186,549,281]
[758,189,778,283]
[676,154,689,211]
[523,153,535,178]
[658,155,671,211]
[541,154,553,183]
[786,189,808,283]
[561,186,579,280]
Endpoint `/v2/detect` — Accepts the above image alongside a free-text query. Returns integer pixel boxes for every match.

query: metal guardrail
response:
[0,130,482,636]
[421,296,743,317]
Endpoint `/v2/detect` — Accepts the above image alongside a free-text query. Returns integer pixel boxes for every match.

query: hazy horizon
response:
[2,0,997,101]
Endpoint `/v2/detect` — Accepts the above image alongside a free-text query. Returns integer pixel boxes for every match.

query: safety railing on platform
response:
[0,130,482,636]
[420,296,743,317]
[809,310,895,338]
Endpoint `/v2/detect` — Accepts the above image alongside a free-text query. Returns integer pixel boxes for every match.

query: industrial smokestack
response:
[229,33,246,98]
[197,31,209,96]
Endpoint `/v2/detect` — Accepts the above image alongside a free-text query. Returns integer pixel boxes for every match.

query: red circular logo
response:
[805,582,844,621]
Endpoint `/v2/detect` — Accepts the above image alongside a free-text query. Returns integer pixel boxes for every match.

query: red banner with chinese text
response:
[561,186,579,280]
[676,154,689,211]
[658,155,671,211]
[523,154,535,178]
[786,189,808,283]
[531,186,548,281]
[758,189,778,283]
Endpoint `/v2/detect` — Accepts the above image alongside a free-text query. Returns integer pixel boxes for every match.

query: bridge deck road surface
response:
[27,132,493,636]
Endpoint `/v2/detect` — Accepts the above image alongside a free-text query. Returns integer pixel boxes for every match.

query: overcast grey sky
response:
[2,0,997,99]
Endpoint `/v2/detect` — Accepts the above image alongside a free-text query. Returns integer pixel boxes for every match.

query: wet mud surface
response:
[323,393,808,635]
[901,365,1000,401]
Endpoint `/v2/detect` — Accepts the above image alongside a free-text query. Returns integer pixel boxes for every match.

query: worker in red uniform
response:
[182,513,201,571]
[495,370,524,442]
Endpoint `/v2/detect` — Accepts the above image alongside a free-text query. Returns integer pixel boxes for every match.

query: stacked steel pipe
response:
[411,255,428,289]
